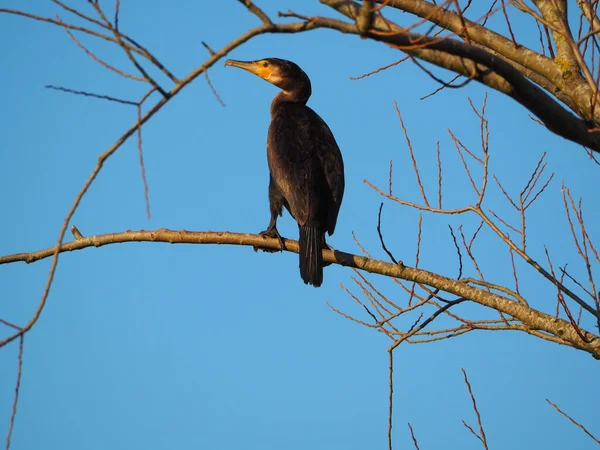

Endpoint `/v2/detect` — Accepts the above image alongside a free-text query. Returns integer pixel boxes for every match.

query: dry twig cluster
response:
[330,95,600,447]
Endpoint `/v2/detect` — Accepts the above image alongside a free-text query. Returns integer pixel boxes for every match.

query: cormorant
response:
[225,58,345,287]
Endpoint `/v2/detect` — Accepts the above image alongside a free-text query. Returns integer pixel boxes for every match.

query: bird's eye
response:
[262,61,269,67]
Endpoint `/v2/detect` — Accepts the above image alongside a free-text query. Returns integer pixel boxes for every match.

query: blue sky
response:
[1,1,599,449]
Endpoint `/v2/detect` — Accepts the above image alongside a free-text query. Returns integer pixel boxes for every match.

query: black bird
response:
[225,58,345,287]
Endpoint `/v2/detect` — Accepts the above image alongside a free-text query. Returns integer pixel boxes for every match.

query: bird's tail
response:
[299,225,324,287]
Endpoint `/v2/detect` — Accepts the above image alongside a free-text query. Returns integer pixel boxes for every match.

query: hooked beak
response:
[225,59,271,80]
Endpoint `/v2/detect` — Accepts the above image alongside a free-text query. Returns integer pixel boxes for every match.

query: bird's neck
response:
[274,88,310,104]
[271,90,309,117]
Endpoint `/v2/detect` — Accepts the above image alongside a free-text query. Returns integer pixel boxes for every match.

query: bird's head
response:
[225,58,311,100]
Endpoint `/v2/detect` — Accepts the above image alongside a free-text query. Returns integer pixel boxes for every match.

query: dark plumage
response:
[225,58,345,287]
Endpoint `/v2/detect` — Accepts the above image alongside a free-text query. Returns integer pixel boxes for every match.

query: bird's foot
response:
[254,226,285,252]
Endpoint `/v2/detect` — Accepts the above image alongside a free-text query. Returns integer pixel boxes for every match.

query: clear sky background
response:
[1,1,599,449]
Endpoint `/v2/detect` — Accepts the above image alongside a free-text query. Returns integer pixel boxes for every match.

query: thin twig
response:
[462,368,488,450]
[71,225,84,240]
[393,101,430,207]
[56,14,145,81]
[389,159,393,196]
[238,0,273,25]
[5,336,24,450]
[377,203,401,264]
[201,41,217,56]
[388,350,394,450]
[411,56,474,91]
[436,141,443,208]
[45,85,138,105]
[545,246,591,343]
[0,320,20,330]
[546,399,600,444]
[408,423,420,450]
[205,71,226,107]
[90,2,169,97]
[449,225,463,279]
[136,103,151,220]
[350,56,410,80]
[114,0,120,31]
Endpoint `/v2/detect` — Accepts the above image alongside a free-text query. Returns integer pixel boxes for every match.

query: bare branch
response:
[394,101,430,206]
[45,85,138,105]
[388,350,393,450]
[407,423,421,450]
[462,368,489,450]
[350,56,409,80]
[1,228,599,356]
[320,0,600,152]
[1,8,178,83]
[5,336,23,450]
[89,2,169,97]
[377,203,401,264]
[546,399,600,445]
[56,14,145,81]
[237,0,273,25]
[136,103,151,220]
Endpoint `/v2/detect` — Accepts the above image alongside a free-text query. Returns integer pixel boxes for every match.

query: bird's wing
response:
[267,114,313,225]
[310,111,345,235]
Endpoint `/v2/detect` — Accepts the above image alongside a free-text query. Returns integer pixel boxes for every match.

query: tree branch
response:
[319,0,600,151]
[0,8,179,83]
[380,0,558,82]
[375,0,582,112]
[2,228,599,358]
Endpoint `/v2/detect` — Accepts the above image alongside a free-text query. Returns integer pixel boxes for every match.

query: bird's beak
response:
[225,59,271,80]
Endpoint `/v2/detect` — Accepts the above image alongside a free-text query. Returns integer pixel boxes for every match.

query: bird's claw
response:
[255,226,285,252]
[260,227,285,250]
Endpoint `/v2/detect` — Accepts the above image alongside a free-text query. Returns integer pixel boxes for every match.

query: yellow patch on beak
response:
[256,66,272,79]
